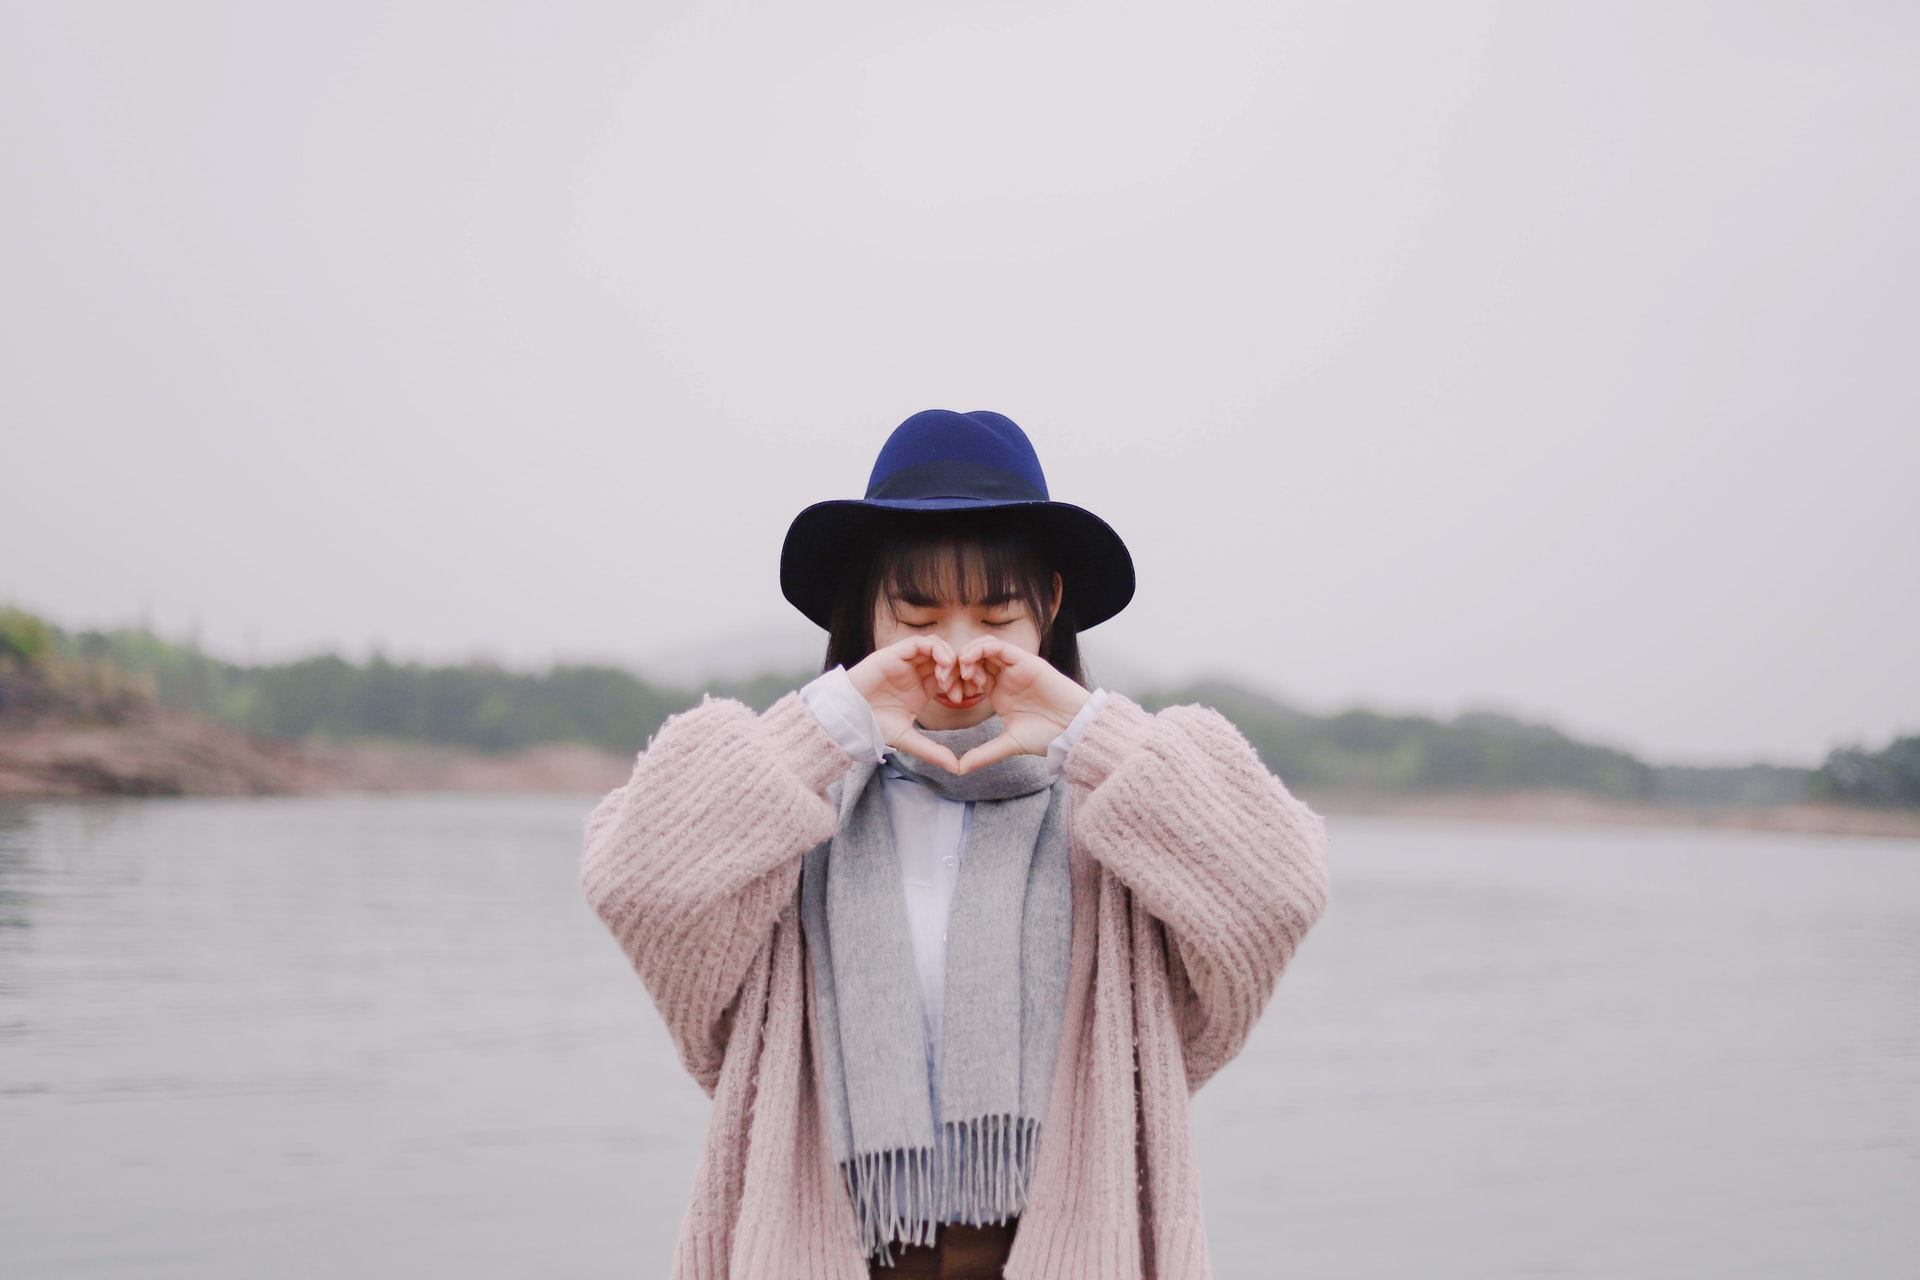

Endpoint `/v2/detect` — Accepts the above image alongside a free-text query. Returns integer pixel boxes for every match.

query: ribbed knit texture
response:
[581,689,1331,1280]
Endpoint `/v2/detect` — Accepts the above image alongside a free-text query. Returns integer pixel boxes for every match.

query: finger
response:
[954,654,991,699]
[956,634,996,666]
[956,635,1000,678]
[936,638,961,692]
[920,667,957,705]
[902,634,946,668]
[898,635,955,691]
[914,651,960,702]
[961,641,1021,697]
[955,731,1030,774]
[892,727,961,773]
[936,636,965,696]
[917,635,956,686]
[895,634,950,664]
[964,634,1023,676]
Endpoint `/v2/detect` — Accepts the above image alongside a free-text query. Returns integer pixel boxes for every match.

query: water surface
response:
[1,797,1914,1277]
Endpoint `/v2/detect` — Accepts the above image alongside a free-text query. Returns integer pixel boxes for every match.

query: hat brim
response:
[780,497,1135,633]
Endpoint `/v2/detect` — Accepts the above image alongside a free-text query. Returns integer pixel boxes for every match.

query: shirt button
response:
[941,855,957,867]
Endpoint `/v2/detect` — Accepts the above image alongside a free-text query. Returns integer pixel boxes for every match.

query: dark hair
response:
[822,510,1089,687]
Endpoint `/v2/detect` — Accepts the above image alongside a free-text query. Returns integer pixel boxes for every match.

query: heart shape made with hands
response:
[949,636,1091,774]
[850,634,1090,777]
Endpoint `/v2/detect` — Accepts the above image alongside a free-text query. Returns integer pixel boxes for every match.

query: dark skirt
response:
[867,1217,1019,1279]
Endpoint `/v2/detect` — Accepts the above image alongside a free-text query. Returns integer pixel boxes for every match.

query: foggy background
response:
[4,2,1915,765]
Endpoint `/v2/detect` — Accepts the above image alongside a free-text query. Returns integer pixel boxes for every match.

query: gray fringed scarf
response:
[799,714,1073,1265]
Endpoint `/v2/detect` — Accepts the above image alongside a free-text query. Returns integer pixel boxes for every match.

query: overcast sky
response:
[3,2,1915,765]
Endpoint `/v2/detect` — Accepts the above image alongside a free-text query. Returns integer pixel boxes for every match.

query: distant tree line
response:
[1133,681,1813,806]
[1811,736,1920,806]
[3,605,1913,807]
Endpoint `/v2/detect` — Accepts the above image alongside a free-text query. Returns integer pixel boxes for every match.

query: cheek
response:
[1005,618,1045,654]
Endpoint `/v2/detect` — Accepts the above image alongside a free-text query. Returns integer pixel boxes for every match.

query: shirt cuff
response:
[799,665,887,764]
[1045,687,1109,775]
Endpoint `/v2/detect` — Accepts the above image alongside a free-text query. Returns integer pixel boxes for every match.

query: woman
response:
[581,410,1330,1279]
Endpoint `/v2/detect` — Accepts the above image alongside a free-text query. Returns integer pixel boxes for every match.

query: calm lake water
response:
[1,795,1915,1278]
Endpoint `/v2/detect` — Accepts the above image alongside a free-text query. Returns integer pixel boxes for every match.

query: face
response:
[871,567,1063,730]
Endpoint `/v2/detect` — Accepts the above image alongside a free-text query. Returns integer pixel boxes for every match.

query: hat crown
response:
[780,408,1134,632]
[865,410,1050,501]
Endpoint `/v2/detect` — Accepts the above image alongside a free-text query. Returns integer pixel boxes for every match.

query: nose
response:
[934,616,990,654]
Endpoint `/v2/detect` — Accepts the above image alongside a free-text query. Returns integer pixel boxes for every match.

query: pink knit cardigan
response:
[580,688,1330,1279]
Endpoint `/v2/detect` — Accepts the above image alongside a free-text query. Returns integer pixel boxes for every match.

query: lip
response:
[935,691,985,710]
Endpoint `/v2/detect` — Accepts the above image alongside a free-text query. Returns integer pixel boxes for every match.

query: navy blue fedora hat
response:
[780,409,1135,631]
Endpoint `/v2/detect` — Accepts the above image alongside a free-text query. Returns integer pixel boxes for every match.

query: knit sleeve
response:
[580,689,853,1094]
[1062,691,1330,1091]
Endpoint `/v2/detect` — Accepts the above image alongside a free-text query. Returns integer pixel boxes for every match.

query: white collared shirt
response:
[800,665,1107,1096]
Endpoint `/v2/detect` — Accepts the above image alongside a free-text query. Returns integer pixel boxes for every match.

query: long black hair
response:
[820,510,1089,688]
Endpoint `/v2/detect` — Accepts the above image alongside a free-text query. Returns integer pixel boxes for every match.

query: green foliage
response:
[115,646,699,754]
[17,614,820,754]
[0,606,52,668]
[1811,735,1920,806]
[0,607,153,722]
[1139,682,1662,799]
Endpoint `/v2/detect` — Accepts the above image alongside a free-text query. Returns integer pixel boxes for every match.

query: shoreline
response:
[4,716,1917,840]
[1304,787,1920,840]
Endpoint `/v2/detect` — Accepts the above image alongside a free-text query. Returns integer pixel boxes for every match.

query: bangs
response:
[872,522,1055,627]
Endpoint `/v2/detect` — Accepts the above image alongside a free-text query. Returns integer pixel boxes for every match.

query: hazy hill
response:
[5,605,1912,808]
[1133,680,1811,805]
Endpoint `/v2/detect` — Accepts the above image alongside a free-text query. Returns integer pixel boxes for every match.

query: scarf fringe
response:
[847,1114,1042,1266]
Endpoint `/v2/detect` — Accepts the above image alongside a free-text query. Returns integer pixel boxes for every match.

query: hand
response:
[951,636,1091,774]
[844,635,963,772]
